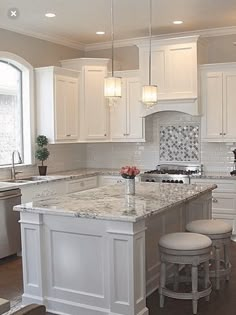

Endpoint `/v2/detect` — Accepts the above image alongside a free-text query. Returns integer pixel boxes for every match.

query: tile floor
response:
[1,242,236,315]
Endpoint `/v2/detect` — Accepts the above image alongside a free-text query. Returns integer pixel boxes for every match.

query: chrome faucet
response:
[11,150,23,180]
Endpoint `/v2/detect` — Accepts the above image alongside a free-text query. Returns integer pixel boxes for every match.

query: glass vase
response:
[125,178,135,195]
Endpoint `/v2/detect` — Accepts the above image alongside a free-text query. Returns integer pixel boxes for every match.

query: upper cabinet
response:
[35,66,79,144]
[201,63,236,142]
[60,58,109,142]
[138,36,200,116]
[110,71,145,142]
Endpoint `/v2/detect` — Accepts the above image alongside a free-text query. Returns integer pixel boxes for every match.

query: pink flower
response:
[120,165,140,179]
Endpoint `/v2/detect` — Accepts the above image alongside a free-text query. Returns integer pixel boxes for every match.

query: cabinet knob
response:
[223,133,226,136]
[212,198,218,203]
[219,133,222,135]
[104,133,107,136]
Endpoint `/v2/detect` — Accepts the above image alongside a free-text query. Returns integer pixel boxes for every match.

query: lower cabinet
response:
[20,181,66,203]
[98,175,140,187]
[66,176,97,193]
[191,178,236,235]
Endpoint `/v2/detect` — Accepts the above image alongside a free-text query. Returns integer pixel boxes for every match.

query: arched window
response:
[0,52,34,167]
[0,61,23,165]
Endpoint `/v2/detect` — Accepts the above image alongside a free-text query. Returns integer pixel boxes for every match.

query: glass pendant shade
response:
[142,85,158,106]
[104,76,122,98]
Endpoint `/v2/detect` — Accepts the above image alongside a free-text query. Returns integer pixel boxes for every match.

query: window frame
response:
[0,52,35,167]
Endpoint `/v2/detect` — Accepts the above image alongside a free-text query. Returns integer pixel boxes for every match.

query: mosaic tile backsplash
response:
[160,124,200,162]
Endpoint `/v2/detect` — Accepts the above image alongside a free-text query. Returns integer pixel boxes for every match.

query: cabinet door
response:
[201,72,223,140]
[55,76,67,140]
[126,77,144,140]
[55,75,78,141]
[65,78,79,140]
[167,43,197,99]
[110,78,127,139]
[223,72,236,141]
[84,66,109,140]
[140,47,167,98]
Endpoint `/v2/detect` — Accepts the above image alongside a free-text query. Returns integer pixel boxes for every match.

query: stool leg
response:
[204,260,210,302]
[215,247,220,290]
[192,264,198,315]
[173,264,179,291]
[224,244,230,281]
[159,261,166,308]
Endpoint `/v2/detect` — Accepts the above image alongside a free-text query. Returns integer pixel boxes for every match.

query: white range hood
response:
[141,97,199,117]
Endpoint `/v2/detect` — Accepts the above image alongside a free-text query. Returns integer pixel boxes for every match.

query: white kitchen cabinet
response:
[138,36,198,102]
[110,71,145,142]
[98,175,140,187]
[201,63,236,142]
[35,67,79,143]
[191,177,236,235]
[66,176,97,193]
[60,58,110,142]
[20,181,66,203]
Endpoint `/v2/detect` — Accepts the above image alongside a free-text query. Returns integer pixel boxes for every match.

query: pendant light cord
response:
[111,0,114,77]
[148,0,152,86]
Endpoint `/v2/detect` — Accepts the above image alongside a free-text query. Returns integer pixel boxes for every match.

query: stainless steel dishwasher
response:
[0,188,21,259]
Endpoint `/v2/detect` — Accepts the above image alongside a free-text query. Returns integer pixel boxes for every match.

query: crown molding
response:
[84,26,236,51]
[1,24,236,52]
[0,25,85,51]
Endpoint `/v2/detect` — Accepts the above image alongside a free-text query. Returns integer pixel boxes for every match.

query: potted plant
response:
[35,135,50,176]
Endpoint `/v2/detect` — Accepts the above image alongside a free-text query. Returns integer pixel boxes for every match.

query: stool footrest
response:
[161,284,212,301]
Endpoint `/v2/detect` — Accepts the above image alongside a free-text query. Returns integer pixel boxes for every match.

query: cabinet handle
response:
[219,133,222,135]
[66,134,71,137]
[212,198,218,203]
[223,133,226,136]
[104,133,107,136]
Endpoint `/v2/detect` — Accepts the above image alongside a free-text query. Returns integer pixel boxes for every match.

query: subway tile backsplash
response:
[86,111,235,173]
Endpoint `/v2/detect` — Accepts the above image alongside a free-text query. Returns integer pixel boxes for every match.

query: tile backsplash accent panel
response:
[160,124,200,162]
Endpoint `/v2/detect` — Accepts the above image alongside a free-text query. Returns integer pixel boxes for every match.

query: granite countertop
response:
[14,182,216,222]
[0,168,121,190]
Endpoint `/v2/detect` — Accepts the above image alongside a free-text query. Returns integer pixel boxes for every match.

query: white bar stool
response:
[186,219,232,290]
[159,232,212,315]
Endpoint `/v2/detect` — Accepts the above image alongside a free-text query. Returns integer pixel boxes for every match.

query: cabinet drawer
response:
[212,193,236,212]
[67,176,97,193]
[191,178,236,193]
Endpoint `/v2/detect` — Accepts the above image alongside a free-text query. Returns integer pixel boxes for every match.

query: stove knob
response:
[151,179,155,182]
[171,180,174,183]
[162,180,166,183]
[175,180,179,183]
[167,180,170,183]
[146,179,150,182]
[179,180,184,184]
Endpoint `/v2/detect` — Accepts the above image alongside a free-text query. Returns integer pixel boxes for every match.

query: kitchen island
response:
[14,182,216,315]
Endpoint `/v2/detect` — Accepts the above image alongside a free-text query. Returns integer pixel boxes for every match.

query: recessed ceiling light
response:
[45,13,56,18]
[96,31,105,35]
[173,20,183,25]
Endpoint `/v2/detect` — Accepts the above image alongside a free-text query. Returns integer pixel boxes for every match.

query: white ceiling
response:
[0,0,236,49]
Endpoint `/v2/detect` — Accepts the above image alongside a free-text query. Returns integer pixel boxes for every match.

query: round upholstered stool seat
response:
[159,232,212,251]
[159,232,212,314]
[186,220,232,236]
[186,219,232,290]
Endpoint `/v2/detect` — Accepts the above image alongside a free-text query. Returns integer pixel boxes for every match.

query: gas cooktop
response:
[141,165,201,184]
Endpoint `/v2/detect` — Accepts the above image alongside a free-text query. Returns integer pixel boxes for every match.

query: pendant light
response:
[104,0,121,106]
[142,0,158,107]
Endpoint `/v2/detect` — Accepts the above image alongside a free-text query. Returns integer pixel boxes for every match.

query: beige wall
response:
[85,46,139,70]
[206,35,236,64]
[0,28,84,67]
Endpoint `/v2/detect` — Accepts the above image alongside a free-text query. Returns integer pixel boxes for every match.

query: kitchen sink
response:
[2,176,48,183]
